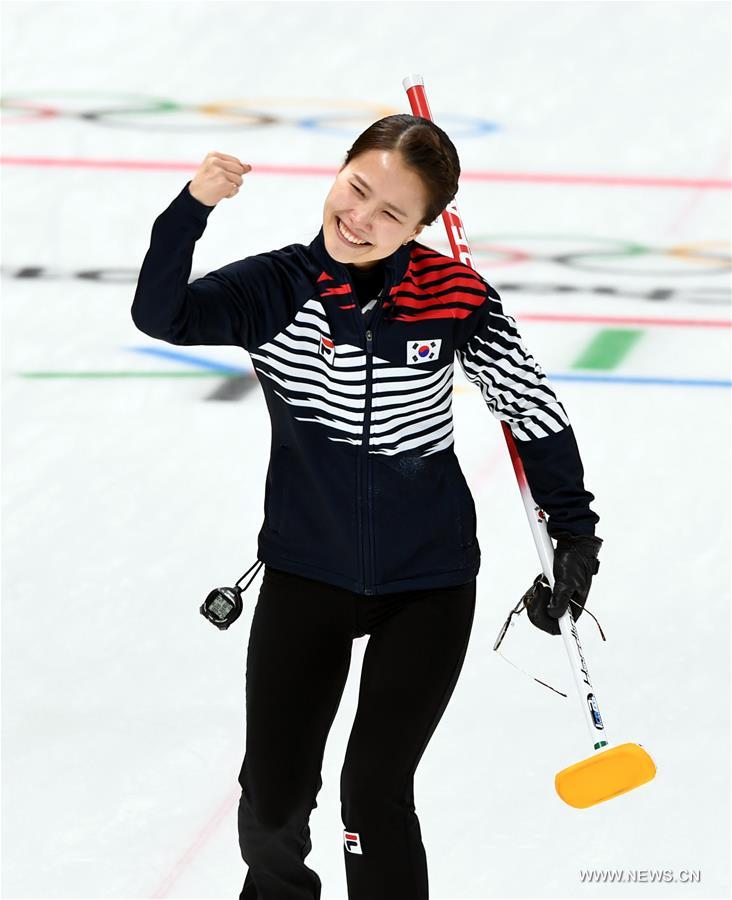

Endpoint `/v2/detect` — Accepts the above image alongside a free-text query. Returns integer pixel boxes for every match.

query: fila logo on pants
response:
[343,830,363,854]
[407,338,441,365]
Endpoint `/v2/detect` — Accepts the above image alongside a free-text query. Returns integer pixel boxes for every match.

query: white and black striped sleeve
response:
[456,282,600,537]
[455,282,571,440]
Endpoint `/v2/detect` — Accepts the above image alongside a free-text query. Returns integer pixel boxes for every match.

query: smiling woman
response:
[131,111,601,900]
[322,114,461,270]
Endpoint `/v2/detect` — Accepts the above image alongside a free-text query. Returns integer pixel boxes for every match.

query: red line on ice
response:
[149,789,238,898]
[517,314,731,328]
[2,156,730,189]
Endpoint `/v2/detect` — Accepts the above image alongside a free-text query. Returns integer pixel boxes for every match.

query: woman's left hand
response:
[525,532,603,635]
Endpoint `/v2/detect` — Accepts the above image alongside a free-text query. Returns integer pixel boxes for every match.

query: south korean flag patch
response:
[343,830,363,854]
[319,334,335,363]
[407,338,441,365]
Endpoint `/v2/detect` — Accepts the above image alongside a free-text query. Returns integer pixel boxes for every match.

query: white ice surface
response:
[1,2,730,899]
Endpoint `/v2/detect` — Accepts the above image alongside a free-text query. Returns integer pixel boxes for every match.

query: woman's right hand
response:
[188,152,252,207]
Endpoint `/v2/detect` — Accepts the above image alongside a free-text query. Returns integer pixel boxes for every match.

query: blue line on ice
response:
[129,345,247,373]
[129,347,731,388]
[549,373,731,388]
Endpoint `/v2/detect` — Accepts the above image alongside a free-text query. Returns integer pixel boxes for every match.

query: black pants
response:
[237,564,477,900]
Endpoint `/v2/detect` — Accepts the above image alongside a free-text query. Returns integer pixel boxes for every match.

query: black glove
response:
[524,531,603,636]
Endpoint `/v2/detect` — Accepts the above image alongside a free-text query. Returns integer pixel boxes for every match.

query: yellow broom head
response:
[555,742,656,809]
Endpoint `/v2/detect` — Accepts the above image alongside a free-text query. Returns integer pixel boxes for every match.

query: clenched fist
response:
[188,151,252,207]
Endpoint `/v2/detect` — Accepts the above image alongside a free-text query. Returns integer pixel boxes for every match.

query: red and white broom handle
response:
[402,73,609,751]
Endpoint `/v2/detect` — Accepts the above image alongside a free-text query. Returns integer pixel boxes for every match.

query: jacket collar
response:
[308,225,413,285]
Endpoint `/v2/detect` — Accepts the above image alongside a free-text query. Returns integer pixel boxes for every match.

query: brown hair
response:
[340,114,460,226]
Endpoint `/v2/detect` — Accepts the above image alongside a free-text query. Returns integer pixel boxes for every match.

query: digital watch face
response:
[209,593,233,619]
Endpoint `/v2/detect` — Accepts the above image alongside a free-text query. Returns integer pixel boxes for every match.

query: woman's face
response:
[322,149,428,269]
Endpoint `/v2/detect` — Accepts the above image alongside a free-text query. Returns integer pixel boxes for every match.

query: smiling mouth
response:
[336,217,372,246]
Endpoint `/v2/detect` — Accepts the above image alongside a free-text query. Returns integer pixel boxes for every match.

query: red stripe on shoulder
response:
[410,247,482,278]
[385,247,487,321]
[386,306,475,323]
[320,283,352,297]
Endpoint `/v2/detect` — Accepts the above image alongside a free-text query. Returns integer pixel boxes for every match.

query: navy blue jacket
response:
[131,181,600,595]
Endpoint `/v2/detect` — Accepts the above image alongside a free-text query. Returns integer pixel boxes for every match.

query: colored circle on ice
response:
[418,345,430,356]
[0,93,500,137]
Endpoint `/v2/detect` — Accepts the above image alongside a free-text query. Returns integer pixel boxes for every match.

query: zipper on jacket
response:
[339,256,397,594]
[362,326,374,594]
[347,279,388,596]
[361,286,391,595]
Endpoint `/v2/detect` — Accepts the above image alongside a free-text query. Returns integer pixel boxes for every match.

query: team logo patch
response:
[343,830,363,854]
[406,339,441,365]
[319,334,335,361]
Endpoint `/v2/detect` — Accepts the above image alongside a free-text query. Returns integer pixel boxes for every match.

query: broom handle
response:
[402,73,609,752]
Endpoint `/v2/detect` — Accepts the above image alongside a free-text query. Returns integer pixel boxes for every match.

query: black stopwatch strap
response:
[235,559,264,592]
